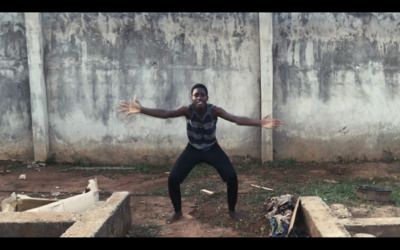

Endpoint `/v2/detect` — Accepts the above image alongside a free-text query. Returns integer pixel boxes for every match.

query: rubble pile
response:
[264,194,295,237]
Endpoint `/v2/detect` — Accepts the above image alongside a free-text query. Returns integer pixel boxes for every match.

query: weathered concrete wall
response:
[0,13,33,160]
[42,13,261,164]
[1,12,399,164]
[273,13,400,162]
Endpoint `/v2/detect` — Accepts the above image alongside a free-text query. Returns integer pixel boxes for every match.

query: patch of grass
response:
[266,176,400,207]
[391,190,400,206]
[301,179,360,205]
[13,183,24,190]
[243,189,271,207]
[132,187,169,196]
[27,192,41,198]
[236,158,262,173]
[262,157,297,170]
[241,158,400,208]
[5,162,27,172]
[126,223,162,237]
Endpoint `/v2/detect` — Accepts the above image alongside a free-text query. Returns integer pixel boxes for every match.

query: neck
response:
[194,104,207,117]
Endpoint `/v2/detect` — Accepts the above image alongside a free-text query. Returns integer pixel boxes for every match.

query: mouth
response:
[196,101,205,107]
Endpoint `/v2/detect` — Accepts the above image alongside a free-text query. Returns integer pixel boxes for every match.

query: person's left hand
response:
[261,114,283,129]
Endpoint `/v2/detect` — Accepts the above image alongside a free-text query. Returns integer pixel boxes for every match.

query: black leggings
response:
[168,142,238,213]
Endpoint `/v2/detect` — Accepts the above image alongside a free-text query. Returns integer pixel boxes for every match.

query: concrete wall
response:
[0,13,33,160]
[0,12,399,164]
[42,12,261,164]
[273,13,400,162]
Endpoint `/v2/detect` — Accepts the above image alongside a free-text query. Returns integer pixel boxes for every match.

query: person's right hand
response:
[116,96,141,118]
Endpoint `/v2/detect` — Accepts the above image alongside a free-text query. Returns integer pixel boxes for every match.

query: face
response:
[191,88,208,109]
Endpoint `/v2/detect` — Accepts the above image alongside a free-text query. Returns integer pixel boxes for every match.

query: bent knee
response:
[168,174,182,185]
[226,174,238,184]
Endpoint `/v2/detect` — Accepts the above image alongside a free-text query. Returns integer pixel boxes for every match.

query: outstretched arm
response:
[214,107,283,129]
[116,96,189,119]
[260,114,284,129]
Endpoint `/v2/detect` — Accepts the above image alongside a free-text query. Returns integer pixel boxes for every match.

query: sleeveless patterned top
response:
[186,103,217,151]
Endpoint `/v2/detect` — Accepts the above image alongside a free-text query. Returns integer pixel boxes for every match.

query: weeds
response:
[262,157,297,170]
[127,223,162,237]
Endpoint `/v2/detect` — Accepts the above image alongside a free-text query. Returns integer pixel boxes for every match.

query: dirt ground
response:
[1,159,400,237]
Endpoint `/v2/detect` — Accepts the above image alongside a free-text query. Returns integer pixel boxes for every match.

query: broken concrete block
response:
[1,192,57,212]
[24,179,99,213]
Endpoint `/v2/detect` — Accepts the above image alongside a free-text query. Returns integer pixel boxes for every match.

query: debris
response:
[323,179,338,183]
[264,194,295,237]
[287,198,300,236]
[200,189,214,196]
[51,192,60,197]
[18,174,26,180]
[355,185,392,202]
[269,214,291,237]
[250,184,273,191]
[265,194,294,220]
[26,161,45,171]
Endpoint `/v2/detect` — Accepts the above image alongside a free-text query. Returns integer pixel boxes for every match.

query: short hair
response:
[191,83,208,96]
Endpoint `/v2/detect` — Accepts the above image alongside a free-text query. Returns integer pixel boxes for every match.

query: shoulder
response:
[211,105,225,117]
[177,105,191,118]
[177,105,191,112]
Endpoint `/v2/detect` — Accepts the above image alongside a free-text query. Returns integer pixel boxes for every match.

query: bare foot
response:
[166,211,183,224]
[229,210,244,221]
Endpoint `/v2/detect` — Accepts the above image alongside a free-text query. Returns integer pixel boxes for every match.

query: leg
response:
[227,178,243,221]
[166,210,183,224]
[166,144,201,224]
[205,143,243,221]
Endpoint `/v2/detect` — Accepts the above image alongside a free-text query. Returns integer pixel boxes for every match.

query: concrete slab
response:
[339,217,400,237]
[0,212,80,237]
[299,196,400,237]
[0,191,131,237]
[299,196,351,237]
[61,191,131,237]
